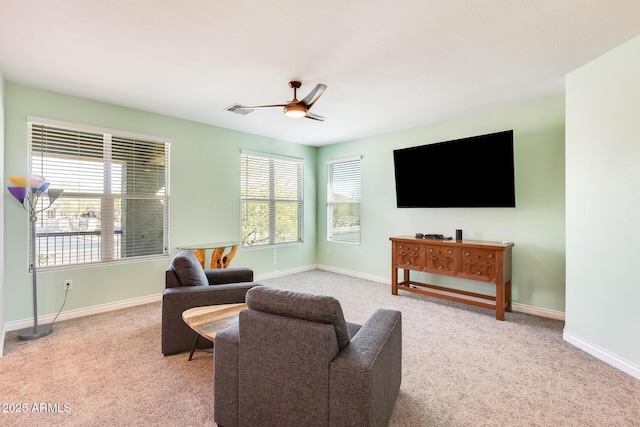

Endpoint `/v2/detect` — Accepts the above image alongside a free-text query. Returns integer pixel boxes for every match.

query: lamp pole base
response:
[18,325,53,341]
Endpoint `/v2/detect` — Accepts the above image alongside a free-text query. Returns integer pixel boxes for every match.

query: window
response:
[327,156,361,245]
[241,151,303,246]
[29,118,170,267]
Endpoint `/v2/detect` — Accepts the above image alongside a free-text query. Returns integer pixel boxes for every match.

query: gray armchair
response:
[214,286,402,427]
[162,250,261,356]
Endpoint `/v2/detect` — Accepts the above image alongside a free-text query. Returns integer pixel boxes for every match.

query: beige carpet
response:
[1,270,638,426]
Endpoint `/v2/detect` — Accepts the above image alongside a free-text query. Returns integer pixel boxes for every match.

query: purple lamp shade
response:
[7,186,27,204]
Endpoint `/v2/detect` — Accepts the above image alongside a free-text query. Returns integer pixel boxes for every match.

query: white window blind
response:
[327,156,361,245]
[29,120,170,267]
[241,151,303,246]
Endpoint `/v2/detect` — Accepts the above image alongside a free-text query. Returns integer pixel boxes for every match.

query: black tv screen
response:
[393,130,515,208]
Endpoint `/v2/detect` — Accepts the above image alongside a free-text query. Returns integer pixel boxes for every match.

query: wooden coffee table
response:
[182,303,247,361]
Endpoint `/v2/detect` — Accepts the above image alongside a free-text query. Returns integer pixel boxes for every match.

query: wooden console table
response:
[390,236,513,320]
[177,241,239,269]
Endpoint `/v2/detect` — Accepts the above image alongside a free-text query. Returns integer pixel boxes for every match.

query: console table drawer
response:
[424,245,457,276]
[395,243,425,269]
[459,248,499,283]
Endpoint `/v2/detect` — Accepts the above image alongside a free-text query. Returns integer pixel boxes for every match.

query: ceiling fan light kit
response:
[227,80,327,121]
[284,103,307,118]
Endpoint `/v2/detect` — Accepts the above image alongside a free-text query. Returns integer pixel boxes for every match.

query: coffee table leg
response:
[188,333,200,361]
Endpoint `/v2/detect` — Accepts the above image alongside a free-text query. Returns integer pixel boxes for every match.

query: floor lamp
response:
[7,174,64,340]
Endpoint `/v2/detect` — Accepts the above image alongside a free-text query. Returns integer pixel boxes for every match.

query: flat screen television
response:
[393,130,515,208]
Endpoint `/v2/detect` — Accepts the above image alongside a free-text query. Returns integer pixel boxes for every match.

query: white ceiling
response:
[1,1,640,146]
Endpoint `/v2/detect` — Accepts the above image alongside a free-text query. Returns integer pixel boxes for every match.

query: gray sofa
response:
[161,250,261,356]
[214,286,402,427]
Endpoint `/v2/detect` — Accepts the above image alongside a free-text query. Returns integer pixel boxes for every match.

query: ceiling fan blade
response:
[305,111,326,121]
[301,84,327,109]
[244,104,288,110]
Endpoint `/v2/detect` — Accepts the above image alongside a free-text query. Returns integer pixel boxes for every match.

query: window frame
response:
[240,150,304,247]
[327,156,362,245]
[28,116,171,269]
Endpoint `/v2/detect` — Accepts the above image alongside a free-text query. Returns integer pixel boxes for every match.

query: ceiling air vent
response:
[224,104,255,115]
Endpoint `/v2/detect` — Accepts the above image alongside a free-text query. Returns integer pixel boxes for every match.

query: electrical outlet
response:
[64,279,73,290]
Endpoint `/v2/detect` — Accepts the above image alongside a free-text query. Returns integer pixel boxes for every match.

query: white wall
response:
[565,34,640,378]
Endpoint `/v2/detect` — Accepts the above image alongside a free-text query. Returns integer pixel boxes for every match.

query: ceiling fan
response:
[226,81,327,121]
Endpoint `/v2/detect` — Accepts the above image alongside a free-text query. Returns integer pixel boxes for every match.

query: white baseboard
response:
[0,324,5,357]
[317,264,389,284]
[318,264,566,320]
[511,302,565,321]
[563,330,640,380]
[4,266,565,335]
[3,264,318,335]
[254,264,318,281]
[4,294,162,333]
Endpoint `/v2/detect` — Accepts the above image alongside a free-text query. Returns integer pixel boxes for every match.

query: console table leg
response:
[194,249,206,268]
[222,245,238,268]
[210,248,225,269]
[496,282,505,321]
[391,267,398,295]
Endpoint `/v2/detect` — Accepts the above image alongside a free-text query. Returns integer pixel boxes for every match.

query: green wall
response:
[316,95,566,313]
[3,82,566,326]
[3,83,317,323]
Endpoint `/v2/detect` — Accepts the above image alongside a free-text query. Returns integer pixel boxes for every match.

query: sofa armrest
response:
[204,267,253,285]
[214,322,240,427]
[163,282,257,298]
[329,308,402,427]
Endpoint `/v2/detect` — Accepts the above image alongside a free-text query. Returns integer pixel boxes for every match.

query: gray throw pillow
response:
[246,286,351,350]
[170,250,208,286]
